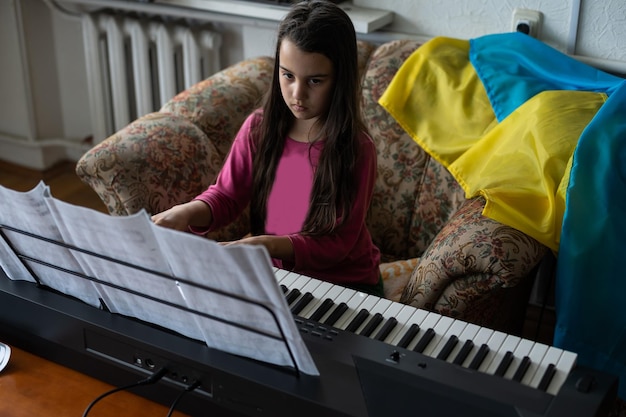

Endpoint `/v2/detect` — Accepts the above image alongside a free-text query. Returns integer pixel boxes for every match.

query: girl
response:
[152,0,382,296]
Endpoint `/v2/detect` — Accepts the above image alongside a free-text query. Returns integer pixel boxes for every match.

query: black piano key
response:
[374,317,398,341]
[538,363,557,391]
[396,323,420,349]
[453,340,474,365]
[468,344,490,370]
[322,302,348,326]
[436,335,459,361]
[280,284,288,294]
[413,328,436,353]
[285,288,301,304]
[494,351,515,377]
[308,298,334,322]
[512,356,531,382]
[359,313,383,337]
[290,292,314,315]
[345,309,369,333]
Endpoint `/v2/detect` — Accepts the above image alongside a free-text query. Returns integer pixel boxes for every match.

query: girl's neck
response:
[288,119,323,143]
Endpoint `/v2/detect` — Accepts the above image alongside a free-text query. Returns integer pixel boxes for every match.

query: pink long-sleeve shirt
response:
[194,112,380,288]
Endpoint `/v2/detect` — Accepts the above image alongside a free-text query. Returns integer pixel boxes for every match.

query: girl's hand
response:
[221,234,294,261]
[151,200,212,232]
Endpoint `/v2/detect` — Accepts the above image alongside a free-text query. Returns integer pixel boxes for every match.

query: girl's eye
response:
[282,72,294,80]
[309,78,322,85]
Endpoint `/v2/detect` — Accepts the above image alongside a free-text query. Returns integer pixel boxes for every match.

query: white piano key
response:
[504,338,535,380]
[355,298,394,336]
[447,322,480,364]
[406,311,442,351]
[273,267,292,283]
[529,346,564,389]
[520,342,550,387]
[547,350,577,395]
[422,315,455,357]
[430,319,467,360]
[278,271,304,290]
[485,334,522,376]
[478,331,509,373]
[344,295,381,333]
[387,307,429,346]
[333,291,370,329]
[462,327,494,368]
[298,281,336,319]
[317,287,359,325]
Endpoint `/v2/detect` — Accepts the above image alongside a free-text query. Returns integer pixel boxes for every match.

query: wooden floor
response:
[0,159,107,213]
[0,158,556,345]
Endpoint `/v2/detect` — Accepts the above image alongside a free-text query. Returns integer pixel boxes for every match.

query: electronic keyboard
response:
[0,267,618,417]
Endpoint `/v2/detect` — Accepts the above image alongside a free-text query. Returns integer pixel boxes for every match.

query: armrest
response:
[399,197,548,332]
[76,56,274,239]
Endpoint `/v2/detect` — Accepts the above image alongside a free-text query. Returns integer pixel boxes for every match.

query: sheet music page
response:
[154,226,319,376]
[0,182,101,307]
[44,197,206,342]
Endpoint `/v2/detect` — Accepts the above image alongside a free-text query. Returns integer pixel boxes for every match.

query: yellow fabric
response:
[379,37,607,252]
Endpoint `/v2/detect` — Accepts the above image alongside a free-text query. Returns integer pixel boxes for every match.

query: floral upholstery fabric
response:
[76,39,548,332]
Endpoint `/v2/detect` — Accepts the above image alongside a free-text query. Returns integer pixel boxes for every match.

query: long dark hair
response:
[250,0,364,236]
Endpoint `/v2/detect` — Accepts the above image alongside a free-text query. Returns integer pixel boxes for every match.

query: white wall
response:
[1,0,625,169]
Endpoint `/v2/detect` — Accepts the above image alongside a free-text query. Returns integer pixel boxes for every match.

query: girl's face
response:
[278,39,335,128]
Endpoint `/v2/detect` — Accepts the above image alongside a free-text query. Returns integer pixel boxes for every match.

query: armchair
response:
[76,39,548,334]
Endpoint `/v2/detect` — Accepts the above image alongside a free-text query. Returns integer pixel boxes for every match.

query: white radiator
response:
[82,13,222,142]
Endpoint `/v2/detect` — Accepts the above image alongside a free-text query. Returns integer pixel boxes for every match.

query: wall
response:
[1,0,625,169]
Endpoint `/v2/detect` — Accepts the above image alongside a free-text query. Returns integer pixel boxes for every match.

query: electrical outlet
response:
[511,8,542,38]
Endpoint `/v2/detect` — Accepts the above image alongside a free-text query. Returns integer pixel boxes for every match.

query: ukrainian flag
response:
[379,32,626,400]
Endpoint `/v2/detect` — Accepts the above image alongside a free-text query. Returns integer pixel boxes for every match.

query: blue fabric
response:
[469,32,623,121]
[469,32,626,399]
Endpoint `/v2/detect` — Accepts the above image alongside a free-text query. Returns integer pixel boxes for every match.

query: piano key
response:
[452,339,475,365]
[369,300,404,339]
[468,344,490,370]
[359,312,383,337]
[430,319,467,360]
[273,269,580,397]
[374,317,398,341]
[332,290,369,329]
[448,323,480,365]
[462,327,494,368]
[436,335,459,361]
[285,288,301,305]
[290,292,314,315]
[421,315,454,357]
[477,331,509,373]
[345,308,370,333]
[395,323,420,349]
[335,293,377,330]
[494,351,515,377]
[520,343,550,387]
[413,328,436,353]
[546,350,577,395]
[315,286,359,325]
[538,363,557,392]
[406,312,442,351]
[486,335,521,376]
[355,298,394,336]
[503,338,535,380]
[512,356,531,382]
[308,297,334,322]
[529,346,563,389]
[387,307,429,346]
[296,281,333,318]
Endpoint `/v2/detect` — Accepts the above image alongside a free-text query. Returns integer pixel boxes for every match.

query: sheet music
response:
[0,183,101,307]
[44,197,206,342]
[155,226,319,375]
[0,182,319,375]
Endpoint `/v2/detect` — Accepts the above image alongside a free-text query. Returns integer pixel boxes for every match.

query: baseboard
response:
[0,136,92,171]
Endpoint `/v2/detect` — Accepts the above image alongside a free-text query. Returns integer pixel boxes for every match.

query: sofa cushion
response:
[361,39,466,262]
